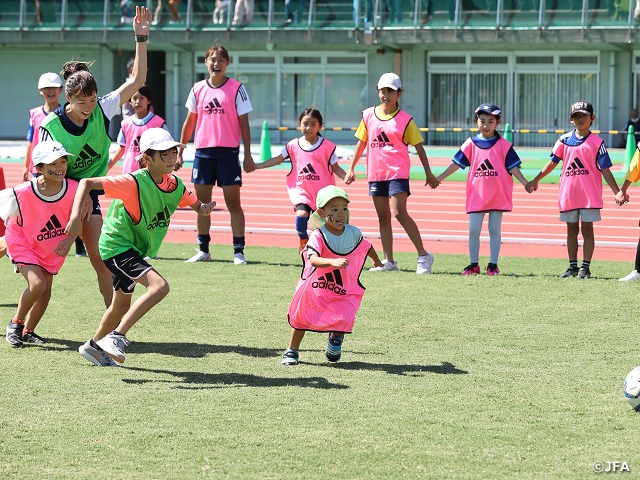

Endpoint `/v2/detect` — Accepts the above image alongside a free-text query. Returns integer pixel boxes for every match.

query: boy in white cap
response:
[0,141,79,347]
[345,72,440,274]
[66,128,216,366]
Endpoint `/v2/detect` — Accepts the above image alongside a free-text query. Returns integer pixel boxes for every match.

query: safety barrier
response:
[266,126,626,135]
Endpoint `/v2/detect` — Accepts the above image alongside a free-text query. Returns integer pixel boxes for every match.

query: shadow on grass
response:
[123,366,349,390]
[327,360,468,377]
[156,257,302,268]
[0,303,19,308]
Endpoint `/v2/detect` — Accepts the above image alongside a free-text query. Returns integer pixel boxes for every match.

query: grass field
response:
[1,244,640,478]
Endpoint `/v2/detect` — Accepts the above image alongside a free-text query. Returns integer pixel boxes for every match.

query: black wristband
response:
[135,35,148,43]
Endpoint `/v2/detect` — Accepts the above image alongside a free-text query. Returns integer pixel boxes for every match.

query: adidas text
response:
[298,173,320,181]
[148,219,170,230]
[204,107,225,114]
[370,141,394,148]
[474,170,498,177]
[311,280,346,295]
[565,169,589,176]
[37,228,66,241]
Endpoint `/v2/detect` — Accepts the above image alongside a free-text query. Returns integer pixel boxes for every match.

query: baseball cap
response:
[38,72,62,89]
[316,185,350,209]
[570,100,594,117]
[32,141,74,165]
[138,128,186,155]
[475,103,502,118]
[377,73,402,91]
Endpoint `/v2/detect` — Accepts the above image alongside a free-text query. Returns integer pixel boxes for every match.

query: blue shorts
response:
[368,179,411,197]
[192,147,242,187]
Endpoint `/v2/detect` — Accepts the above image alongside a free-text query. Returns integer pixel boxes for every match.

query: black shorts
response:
[192,147,242,187]
[294,203,313,214]
[89,189,104,215]
[103,248,153,294]
[368,179,411,197]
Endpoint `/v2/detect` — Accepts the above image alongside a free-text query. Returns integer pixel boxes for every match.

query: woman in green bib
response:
[40,6,152,307]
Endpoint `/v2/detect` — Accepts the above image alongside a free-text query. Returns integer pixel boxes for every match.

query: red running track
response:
[2,160,639,262]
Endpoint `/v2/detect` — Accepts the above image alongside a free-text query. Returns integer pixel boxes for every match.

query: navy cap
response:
[570,100,594,117]
[475,103,502,118]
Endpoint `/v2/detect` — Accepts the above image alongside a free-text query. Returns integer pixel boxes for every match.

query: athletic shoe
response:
[281,349,299,366]
[325,333,343,362]
[369,261,398,272]
[22,331,47,344]
[416,253,434,275]
[78,340,118,367]
[461,264,481,275]
[577,267,591,279]
[620,270,640,282]
[559,267,579,278]
[6,322,24,347]
[96,332,130,363]
[234,253,247,265]
[486,263,500,276]
[185,251,211,263]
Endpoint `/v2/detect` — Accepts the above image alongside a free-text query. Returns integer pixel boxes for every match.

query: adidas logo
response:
[234,176,242,182]
[474,159,498,177]
[565,157,590,176]
[204,98,225,115]
[37,214,66,241]
[297,163,320,181]
[132,136,141,153]
[312,269,346,295]
[370,131,394,148]
[147,205,171,230]
[72,144,101,170]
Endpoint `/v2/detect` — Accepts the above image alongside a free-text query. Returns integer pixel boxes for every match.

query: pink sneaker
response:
[487,264,500,276]
[461,264,481,275]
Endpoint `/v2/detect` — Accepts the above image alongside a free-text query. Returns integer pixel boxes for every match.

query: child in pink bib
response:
[0,141,78,347]
[253,108,346,253]
[527,100,623,279]
[437,103,529,276]
[281,186,382,366]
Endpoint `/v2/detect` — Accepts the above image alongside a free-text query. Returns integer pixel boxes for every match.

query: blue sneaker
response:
[281,348,299,365]
[325,333,343,362]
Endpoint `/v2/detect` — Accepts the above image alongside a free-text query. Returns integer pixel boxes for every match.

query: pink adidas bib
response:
[27,106,48,173]
[120,114,166,174]
[192,78,242,149]
[362,106,411,182]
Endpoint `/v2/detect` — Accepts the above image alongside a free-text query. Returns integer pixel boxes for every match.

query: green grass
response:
[1,244,640,478]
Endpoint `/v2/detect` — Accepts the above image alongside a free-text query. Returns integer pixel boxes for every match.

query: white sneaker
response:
[416,252,434,274]
[369,260,398,272]
[234,252,247,265]
[185,251,211,263]
[620,270,640,282]
[96,333,130,363]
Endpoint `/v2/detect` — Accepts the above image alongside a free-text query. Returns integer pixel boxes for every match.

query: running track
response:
[1,158,639,262]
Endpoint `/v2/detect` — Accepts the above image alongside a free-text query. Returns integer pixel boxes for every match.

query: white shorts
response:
[559,208,601,223]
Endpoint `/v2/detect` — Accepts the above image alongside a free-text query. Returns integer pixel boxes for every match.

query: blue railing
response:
[1,0,637,32]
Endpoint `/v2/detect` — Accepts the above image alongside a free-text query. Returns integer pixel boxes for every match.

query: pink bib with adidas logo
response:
[120,114,166,174]
[27,107,48,174]
[285,137,337,210]
[287,229,372,333]
[6,179,78,274]
[362,106,411,182]
[553,133,604,212]
[192,78,242,149]
[461,136,514,213]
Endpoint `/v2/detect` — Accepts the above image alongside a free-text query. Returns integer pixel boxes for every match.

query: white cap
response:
[377,72,402,91]
[136,128,186,161]
[38,72,62,89]
[32,141,74,165]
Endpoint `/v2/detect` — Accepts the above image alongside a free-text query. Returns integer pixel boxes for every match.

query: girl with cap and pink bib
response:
[437,103,530,276]
[345,73,440,275]
[0,141,79,348]
[281,185,382,366]
[253,108,346,253]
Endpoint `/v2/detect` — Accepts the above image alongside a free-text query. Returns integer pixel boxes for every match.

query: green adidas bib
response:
[99,170,186,260]
[40,105,111,180]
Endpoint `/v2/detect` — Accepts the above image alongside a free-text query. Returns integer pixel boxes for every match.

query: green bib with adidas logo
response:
[99,170,185,260]
[40,106,111,180]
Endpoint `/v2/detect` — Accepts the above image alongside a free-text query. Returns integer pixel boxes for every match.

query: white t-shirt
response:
[281,137,340,165]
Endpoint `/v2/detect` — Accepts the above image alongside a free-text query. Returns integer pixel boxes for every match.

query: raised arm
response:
[116,6,151,105]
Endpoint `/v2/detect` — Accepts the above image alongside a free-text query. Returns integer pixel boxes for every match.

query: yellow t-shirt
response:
[355,105,424,146]
[626,150,640,183]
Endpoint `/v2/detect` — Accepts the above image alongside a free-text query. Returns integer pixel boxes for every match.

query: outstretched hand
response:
[200,201,217,216]
[133,6,152,34]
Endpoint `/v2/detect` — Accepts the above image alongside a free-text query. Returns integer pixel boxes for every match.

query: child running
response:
[0,142,78,347]
[437,103,530,275]
[66,128,216,366]
[527,100,623,278]
[282,185,382,365]
[344,72,439,274]
[253,108,346,253]
[108,84,168,175]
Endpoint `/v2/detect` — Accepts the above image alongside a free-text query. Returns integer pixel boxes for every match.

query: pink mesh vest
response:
[287,230,372,333]
[192,78,242,149]
[460,137,515,213]
[28,106,48,173]
[6,179,78,274]
[285,137,337,210]
[120,114,166,174]
[552,134,604,212]
[362,106,411,182]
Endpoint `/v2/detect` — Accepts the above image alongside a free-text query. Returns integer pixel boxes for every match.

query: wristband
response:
[135,35,148,43]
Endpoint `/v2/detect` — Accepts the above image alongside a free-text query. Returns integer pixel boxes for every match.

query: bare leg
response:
[566,221,580,262]
[222,185,245,238]
[372,195,394,262]
[194,183,214,237]
[83,215,113,308]
[153,0,164,22]
[391,192,427,256]
[16,266,52,329]
[0,236,6,259]
[581,221,595,262]
[288,328,305,350]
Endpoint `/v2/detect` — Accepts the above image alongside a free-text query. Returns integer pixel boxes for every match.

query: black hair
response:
[299,108,323,136]
[61,60,98,98]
